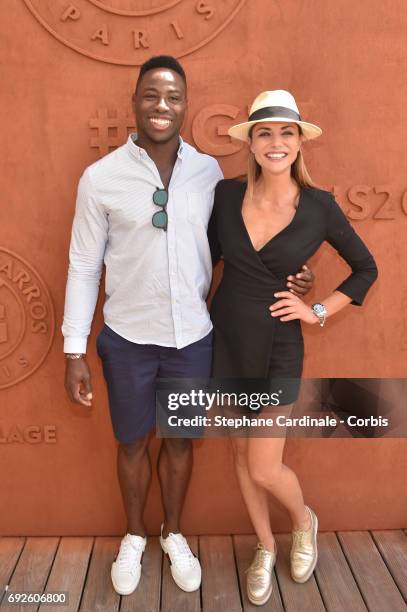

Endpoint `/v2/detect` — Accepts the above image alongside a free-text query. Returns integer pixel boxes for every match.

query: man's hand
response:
[286,264,314,297]
[64,358,93,407]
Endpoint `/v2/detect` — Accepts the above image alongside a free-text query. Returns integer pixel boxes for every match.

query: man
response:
[62,55,313,596]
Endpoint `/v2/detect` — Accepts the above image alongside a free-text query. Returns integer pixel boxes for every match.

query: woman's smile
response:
[264,152,288,161]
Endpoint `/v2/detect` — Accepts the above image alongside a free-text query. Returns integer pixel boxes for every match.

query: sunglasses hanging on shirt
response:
[152,188,168,232]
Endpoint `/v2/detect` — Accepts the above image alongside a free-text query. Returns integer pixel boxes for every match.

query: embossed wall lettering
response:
[332,185,407,222]
[192,104,245,157]
[133,30,149,49]
[89,108,136,156]
[0,424,57,444]
[0,249,55,389]
[23,0,246,65]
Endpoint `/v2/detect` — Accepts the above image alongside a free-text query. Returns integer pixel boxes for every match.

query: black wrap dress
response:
[208,180,378,403]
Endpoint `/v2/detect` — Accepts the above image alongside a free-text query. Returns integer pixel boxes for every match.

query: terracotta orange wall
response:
[1,0,406,535]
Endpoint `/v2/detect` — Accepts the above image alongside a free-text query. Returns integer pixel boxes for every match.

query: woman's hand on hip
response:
[269,291,317,324]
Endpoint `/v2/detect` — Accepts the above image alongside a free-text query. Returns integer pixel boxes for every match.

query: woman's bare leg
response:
[231,437,276,551]
[246,423,310,530]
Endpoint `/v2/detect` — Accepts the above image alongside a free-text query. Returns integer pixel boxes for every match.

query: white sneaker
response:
[159,525,201,592]
[111,533,147,595]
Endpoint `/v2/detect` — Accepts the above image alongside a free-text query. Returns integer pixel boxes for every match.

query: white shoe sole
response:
[160,537,201,592]
[291,510,318,583]
[111,564,141,595]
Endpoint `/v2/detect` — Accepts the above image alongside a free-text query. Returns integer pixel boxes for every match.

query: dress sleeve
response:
[326,194,378,305]
[207,181,223,266]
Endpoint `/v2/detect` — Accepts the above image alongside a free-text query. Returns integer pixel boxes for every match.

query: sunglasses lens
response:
[153,189,168,207]
[152,210,167,229]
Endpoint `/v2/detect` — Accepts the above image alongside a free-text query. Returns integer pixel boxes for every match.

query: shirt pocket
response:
[187,192,213,227]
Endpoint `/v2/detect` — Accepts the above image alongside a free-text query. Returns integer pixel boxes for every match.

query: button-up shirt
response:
[62,135,223,353]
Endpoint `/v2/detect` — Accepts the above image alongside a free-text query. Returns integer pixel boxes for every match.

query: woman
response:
[208,90,378,606]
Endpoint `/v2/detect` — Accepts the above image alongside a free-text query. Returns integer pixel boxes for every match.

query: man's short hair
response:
[135,55,187,92]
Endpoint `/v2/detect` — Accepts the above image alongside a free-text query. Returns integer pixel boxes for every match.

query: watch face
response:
[313,303,325,315]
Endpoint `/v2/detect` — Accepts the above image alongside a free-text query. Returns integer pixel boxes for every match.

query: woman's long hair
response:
[246,127,318,199]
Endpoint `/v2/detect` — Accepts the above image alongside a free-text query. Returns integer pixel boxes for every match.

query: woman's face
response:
[249,121,302,175]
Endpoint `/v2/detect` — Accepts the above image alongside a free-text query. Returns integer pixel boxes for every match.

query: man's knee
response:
[162,437,192,457]
[119,433,150,460]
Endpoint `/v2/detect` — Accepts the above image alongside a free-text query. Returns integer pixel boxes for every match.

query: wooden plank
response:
[0,537,25,601]
[1,537,59,612]
[371,530,407,601]
[39,537,93,612]
[233,535,284,612]
[79,537,120,612]
[161,534,199,612]
[121,537,162,612]
[338,531,406,612]
[314,532,367,612]
[200,535,242,612]
[274,533,325,612]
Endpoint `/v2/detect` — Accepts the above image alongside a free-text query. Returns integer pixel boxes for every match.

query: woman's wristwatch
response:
[65,353,85,360]
[311,303,327,327]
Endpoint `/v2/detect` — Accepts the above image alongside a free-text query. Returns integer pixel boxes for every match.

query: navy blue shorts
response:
[96,325,213,443]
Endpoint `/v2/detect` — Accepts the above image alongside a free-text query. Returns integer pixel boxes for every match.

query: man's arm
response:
[286,264,315,297]
[62,169,108,406]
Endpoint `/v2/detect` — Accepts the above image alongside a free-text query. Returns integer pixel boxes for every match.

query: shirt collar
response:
[127,133,185,160]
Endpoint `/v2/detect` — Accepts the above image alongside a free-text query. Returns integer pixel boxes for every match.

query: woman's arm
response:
[269,289,351,324]
[324,193,378,305]
[270,193,378,324]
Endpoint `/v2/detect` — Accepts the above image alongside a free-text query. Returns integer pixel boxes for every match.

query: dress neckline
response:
[237,182,303,253]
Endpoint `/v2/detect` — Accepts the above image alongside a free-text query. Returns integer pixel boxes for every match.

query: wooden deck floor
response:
[0,531,406,611]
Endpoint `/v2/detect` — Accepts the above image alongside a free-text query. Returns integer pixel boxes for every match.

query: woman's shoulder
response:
[214,179,246,215]
[215,178,246,197]
[302,186,334,202]
[302,186,336,214]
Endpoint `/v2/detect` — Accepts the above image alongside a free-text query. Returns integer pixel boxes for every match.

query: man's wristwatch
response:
[65,353,85,360]
[311,303,327,327]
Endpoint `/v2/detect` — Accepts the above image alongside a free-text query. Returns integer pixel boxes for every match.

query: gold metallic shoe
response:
[246,543,276,606]
[290,506,318,583]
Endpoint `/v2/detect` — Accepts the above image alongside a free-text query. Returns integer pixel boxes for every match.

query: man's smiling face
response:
[133,68,187,144]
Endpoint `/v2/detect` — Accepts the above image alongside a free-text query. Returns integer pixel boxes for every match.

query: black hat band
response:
[248,106,301,122]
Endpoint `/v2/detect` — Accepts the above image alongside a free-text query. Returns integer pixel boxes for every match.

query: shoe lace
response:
[293,530,307,547]
[117,537,144,571]
[167,534,196,569]
[248,544,274,573]
[292,528,312,559]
